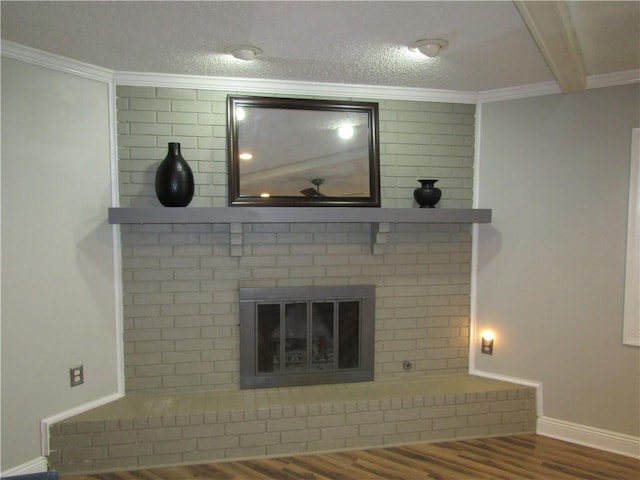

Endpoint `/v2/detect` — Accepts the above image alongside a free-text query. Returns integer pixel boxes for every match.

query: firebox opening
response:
[239,285,375,389]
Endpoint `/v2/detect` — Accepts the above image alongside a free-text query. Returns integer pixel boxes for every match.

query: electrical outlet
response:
[481,337,494,355]
[70,365,84,387]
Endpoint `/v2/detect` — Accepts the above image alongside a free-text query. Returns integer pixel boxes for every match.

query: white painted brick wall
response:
[116,87,474,209]
[116,86,475,393]
[121,221,472,392]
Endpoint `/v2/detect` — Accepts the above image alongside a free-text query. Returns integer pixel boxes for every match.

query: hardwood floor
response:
[61,434,639,480]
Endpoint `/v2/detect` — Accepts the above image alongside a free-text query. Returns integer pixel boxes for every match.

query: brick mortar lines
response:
[115,86,475,209]
[49,388,536,473]
[116,86,477,393]
[120,223,473,393]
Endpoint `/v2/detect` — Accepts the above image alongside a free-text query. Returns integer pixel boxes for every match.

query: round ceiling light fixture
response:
[409,38,449,58]
[225,45,262,61]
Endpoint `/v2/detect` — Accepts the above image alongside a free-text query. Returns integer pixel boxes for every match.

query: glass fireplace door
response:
[240,285,374,389]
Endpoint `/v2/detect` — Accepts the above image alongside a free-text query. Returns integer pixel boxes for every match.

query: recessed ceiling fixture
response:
[225,45,262,61]
[409,38,449,58]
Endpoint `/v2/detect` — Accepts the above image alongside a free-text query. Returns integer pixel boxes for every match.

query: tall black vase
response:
[155,142,194,207]
[413,179,441,208]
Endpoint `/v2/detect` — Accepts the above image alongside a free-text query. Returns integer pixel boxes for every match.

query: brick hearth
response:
[49,374,536,474]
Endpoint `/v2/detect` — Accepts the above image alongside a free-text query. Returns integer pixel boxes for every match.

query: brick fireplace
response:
[44,86,537,474]
[116,86,478,394]
[121,220,475,393]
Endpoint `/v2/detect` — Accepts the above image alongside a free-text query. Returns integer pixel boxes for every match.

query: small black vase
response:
[155,142,194,207]
[413,179,442,208]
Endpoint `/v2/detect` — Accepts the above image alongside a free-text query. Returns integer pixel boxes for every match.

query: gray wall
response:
[475,84,640,436]
[116,86,477,393]
[1,58,119,470]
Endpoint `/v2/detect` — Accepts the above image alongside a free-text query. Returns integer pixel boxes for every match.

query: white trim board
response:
[588,69,640,90]
[2,40,638,105]
[623,128,640,346]
[469,369,640,458]
[107,80,127,393]
[0,40,114,83]
[475,69,639,103]
[513,1,586,93]
[113,71,479,104]
[1,456,49,476]
[538,416,640,459]
[40,392,124,457]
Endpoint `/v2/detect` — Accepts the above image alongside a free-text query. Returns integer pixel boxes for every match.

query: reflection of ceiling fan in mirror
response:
[300,178,326,197]
[299,178,366,197]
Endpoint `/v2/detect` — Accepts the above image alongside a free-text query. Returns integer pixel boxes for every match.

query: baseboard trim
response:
[40,391,124,456]
[537,416,640,459]
[469,370,640,458]
[1,456,49,476]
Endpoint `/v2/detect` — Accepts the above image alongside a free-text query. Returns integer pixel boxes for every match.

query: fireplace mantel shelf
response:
[108,207,491,255]
[108,207,491,225]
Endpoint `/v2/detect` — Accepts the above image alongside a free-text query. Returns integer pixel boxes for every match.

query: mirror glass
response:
[228,96,380,206]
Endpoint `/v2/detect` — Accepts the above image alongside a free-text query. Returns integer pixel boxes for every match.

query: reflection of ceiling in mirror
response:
[238,108,371,197]
[242,154,370,197]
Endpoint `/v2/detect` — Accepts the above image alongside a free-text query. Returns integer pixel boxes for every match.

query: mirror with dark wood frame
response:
[227,95,380,207]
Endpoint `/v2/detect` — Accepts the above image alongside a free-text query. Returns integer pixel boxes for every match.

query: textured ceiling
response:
[1,1,638,93]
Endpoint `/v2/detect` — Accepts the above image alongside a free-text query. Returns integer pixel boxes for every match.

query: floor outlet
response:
[70,365,84,387]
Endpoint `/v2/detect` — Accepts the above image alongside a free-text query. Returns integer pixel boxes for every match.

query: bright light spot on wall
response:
[239,152,253,160]
[480,330,495,341]
[260,193,270,198]
[236,107,246,121]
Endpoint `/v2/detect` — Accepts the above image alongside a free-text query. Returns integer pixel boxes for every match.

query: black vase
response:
[155,142,194,207]
[413,179,441,208]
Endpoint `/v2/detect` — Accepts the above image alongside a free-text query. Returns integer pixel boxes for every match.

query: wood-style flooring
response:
[61,434,639,480]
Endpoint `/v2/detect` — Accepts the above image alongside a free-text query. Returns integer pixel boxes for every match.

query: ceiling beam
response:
[514,1,587,93]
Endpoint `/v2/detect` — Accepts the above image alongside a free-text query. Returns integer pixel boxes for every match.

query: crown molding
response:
[478,80,562,103]
[3,40,637,105]
[1,40,114,83]
[113,71,479,104]
[478,69,640,104]
[1,40,478,104]
[588,69,640,90]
